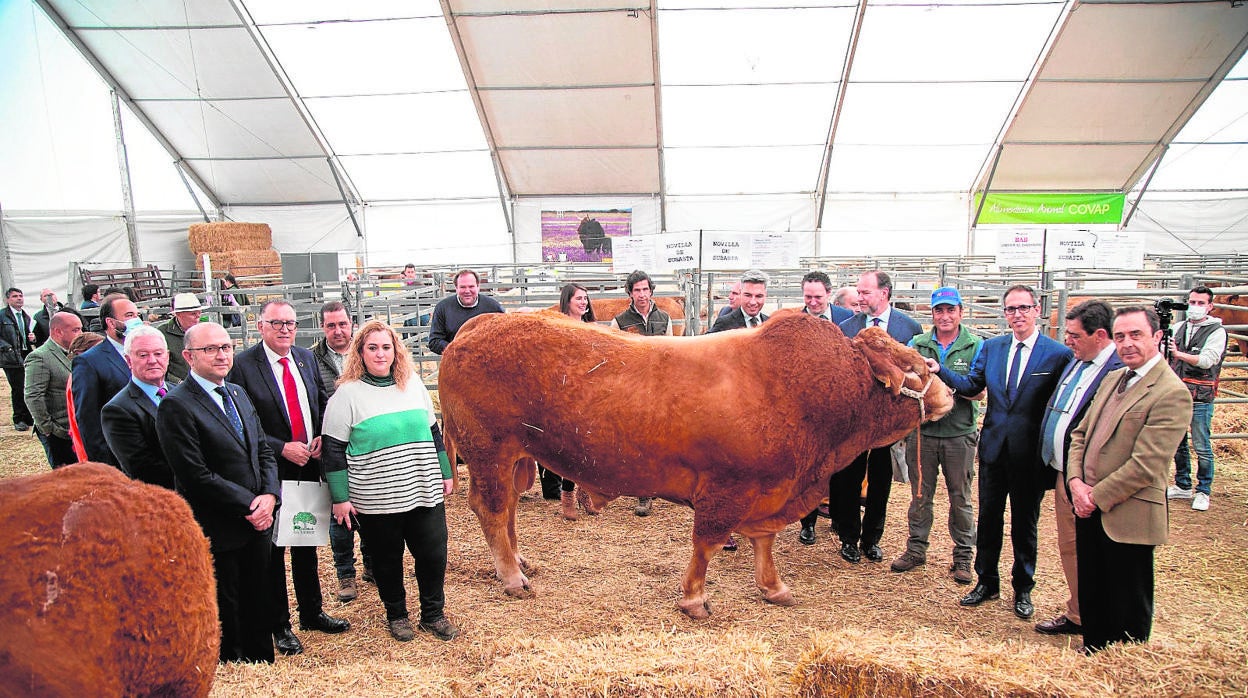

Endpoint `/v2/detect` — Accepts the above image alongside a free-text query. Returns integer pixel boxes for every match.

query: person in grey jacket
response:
[24,311,83,465]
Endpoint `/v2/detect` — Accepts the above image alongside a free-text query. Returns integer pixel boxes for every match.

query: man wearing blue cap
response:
[891,287,981,584]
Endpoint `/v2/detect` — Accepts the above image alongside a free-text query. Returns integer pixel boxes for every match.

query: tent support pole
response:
[813,0,869,231]
[111,91,142,266]
[0,203,14,292]
[327,158,364,239]
[648,0,667,232]
[968,144,1004,255]
[1123,144,1168,229]
[175,161,211,223]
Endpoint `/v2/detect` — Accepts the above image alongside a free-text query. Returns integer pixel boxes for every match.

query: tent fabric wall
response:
[1126,196,1248,256]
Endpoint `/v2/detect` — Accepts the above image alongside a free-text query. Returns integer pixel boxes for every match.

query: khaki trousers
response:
[1055,469,1080,624]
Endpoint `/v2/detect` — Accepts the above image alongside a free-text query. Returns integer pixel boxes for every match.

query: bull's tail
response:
[441,412,461,494]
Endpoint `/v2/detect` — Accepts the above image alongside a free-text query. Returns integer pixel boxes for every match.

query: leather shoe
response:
[299,611,350,634]
[861,544,883,562]
[959,583,999,607]
[1014,592,1034,620]
[839,542,861,563]
[1035,614,1082,635]
[798,525,816,546]
[273,627,303,656]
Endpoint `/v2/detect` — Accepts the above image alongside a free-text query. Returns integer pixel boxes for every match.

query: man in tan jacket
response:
[1067,305,1192,654]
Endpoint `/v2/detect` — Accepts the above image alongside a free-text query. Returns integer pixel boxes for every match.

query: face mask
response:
[1186,305,1208,322]
[115,317,143,337]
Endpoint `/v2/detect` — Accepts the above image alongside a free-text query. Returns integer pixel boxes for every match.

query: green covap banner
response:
[975,193,1125,225]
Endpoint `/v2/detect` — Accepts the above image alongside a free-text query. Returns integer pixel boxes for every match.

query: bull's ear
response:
[855,333,906,396]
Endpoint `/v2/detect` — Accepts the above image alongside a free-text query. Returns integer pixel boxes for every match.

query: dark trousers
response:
[3,366,31,425]
[1076,511,1155,652]
[974,458,1044,593]
[330,517,372,580]
[357,504,448,624]
[269,543,324,629]
[829,448,893,548]
[35,428,77,468]
[214,533,275,664]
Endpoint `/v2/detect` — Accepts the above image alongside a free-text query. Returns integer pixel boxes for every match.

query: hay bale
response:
[188,222,272,255]
[195,250,281,276]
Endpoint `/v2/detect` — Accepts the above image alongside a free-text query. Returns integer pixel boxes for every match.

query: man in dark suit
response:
[930,284,1072,620]
[827,270,924,563]
[102,325,177,489]
[1068,306,1192,653]
[1034,300,1123,637]
[0,287,37,431]
[228,300,349,656]
[794,270,857,545]
[71,293,141,464]
[157,322,280,664]
[801,270,854,325]
[709,269,769,333]
[32,289,73,348]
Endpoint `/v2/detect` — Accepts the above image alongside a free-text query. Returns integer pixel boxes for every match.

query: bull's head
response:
[855,327,954,423]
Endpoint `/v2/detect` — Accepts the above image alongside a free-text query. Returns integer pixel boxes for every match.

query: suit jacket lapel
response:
[187,377,246,447]
[252,347,289,429]
[128,381,158,420]
[293,350,319,422]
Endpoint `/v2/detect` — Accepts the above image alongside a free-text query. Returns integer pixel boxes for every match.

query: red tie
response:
[279,357,308,443]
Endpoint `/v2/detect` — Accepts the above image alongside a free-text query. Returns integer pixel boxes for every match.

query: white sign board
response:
[611,236,657,273]
[1093,232,1145,269]
[996,230,1044,266]
[1045,231,1096,270]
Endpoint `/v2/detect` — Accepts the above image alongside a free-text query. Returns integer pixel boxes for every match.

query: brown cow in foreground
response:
[0,464,218,697]
[440,310,953,618]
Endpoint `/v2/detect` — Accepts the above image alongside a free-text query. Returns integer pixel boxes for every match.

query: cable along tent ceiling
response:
[11,0,1248,236]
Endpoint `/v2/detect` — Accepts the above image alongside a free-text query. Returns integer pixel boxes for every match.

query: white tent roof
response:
[1,0,1247,288]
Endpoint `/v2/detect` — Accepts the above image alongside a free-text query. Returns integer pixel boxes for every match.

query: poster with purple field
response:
[541,209,632,262]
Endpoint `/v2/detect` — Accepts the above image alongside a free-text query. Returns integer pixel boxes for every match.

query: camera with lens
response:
[1153,298,1188,358]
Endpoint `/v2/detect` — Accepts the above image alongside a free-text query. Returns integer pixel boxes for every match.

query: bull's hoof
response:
[678,598,712,619]
[518,558,539,577]
[576,488,602,515]
[762,588,797,607]
[504,582,536,600]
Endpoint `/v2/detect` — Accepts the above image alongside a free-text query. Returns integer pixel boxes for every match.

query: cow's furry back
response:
[0,463,218,697]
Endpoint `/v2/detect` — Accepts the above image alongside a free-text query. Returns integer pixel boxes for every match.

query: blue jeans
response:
[1174,401,1214,495]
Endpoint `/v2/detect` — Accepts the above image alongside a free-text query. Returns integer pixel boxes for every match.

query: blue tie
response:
[215,386,245,442]
[1039,360,1092,467]
[1006,341,1025,401]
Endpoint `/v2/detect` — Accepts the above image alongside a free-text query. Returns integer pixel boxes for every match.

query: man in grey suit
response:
[157,322,280,663]
[1034,300,1123,636]
[24,311,82,466]
[828,270,923,563]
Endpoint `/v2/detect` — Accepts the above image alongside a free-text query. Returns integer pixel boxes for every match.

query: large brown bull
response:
[0,464,218,697]
[440,310,953,618]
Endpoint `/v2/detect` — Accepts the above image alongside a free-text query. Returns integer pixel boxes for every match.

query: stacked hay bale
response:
[189,222,281,282]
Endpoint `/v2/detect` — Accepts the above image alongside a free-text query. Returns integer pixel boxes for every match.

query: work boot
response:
[337,577,358,602]
[560,490,578,520]
[634,497,653,517]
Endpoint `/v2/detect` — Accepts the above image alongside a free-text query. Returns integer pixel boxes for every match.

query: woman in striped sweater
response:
[321,320,458,643]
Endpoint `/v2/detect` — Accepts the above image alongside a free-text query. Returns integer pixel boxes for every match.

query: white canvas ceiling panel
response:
[258,17,467,97]
[664,145,822,196]
[852,3,1063,82]
[982,1,1248,196]
[139,98,322,158]
[195,158,342,204]
[456,11,654,88]
[1008,82,1207,143]
[480,87,656,147]
[53,0,240,28]
[340,152,501,201]
[307,93,489,154]
[501,149,659,195]
[658,6,852,85]
[662,84,833,148]
[1145,143,1248,192]
[825,144,991,194]
[991,144,1157,192]
[245,0,442,25]
[78,27,283,100]
[833,83,1022,147]
[664,194,815,234]
[1040,4,1248,81]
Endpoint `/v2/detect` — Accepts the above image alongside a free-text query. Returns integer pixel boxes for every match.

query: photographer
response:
[1165,286,1228,512]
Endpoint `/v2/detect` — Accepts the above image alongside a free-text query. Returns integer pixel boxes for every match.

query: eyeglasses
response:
[1003,304,1037,315]
[262,320,298,331]
[187,344,234,356]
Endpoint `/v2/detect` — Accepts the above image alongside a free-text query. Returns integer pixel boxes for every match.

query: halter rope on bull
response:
[893,374,934,498]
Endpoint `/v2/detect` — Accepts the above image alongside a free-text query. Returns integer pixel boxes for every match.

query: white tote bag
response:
[274,480,331,547]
